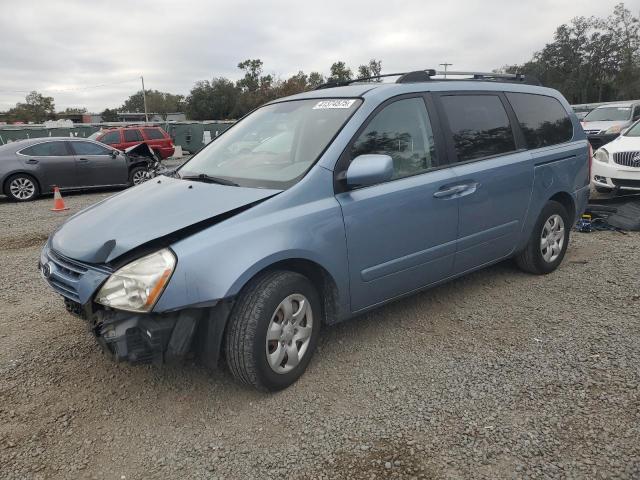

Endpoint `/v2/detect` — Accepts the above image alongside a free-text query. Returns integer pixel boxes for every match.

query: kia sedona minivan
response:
[40,70,590,391]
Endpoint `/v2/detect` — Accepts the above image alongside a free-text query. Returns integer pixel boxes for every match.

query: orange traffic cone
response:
[51,186,69,212]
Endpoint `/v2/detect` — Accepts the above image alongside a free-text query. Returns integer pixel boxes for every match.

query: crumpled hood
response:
[581,120,629,133]
[51,176,280,264]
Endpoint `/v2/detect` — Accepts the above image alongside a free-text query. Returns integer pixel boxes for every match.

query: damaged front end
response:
[40,240,233,368]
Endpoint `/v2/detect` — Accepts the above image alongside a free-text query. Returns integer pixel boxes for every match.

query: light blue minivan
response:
[41,70,590,391]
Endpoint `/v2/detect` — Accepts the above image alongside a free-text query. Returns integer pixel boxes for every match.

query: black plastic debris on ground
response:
[585,193,640,231]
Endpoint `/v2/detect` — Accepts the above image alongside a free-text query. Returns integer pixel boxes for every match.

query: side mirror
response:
[110,150,118,158]
[345,154,394,187]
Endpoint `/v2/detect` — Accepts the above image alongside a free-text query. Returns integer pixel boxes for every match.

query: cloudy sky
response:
[0,0,632,112]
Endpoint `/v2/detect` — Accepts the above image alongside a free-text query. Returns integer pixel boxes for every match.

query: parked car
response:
[96,126,175,159]
[40,71,590,391]
[591,119,640,192]
[0,137,151,201]
[581,102,640,149]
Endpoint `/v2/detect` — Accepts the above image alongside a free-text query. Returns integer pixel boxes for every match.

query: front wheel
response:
[224,271,320,391]
[515,200,570,275]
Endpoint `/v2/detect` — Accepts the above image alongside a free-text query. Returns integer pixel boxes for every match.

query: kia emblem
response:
[42,262,52,278]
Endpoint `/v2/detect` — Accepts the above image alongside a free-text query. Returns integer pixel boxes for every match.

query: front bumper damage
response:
[40,243,232,367]
[63,299,232,367]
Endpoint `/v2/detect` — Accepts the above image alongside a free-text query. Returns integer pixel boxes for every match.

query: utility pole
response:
[141,76,148,123]
[439,62,453,79]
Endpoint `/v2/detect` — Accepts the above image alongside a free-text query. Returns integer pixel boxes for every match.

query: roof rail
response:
[313,69,541,89]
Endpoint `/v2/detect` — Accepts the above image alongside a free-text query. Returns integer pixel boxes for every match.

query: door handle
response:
[77,158,89,164]
[26,158,39,164]
[433,185,466,198]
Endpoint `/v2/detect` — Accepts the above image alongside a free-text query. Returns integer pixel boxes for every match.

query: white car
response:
[592,120,640,193]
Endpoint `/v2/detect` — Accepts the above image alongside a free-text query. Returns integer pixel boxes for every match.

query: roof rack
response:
[313,69,541,89]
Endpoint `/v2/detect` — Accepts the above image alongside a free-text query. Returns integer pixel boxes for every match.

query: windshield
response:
[624,120,640,137]
[179,98,362,189]
[583,106,632,122]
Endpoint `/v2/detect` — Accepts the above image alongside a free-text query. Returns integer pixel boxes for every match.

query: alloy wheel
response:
[9,177,36,200]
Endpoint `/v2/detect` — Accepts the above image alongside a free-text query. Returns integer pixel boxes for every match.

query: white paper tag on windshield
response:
[313,99,356,109]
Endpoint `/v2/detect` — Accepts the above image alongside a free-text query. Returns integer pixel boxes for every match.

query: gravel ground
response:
[0,187,639,480]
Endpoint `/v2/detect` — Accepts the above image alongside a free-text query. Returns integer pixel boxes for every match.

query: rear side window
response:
[506,93,573,148]
[100,131,121,144]
[143,128,165,140]
[20,141,68,156]
[123,129,143,142]
[350,97,438,180]
[441,95,516,161]
[71,141,112,155]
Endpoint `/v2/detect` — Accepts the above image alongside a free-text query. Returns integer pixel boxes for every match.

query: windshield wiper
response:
[180,173,239,187]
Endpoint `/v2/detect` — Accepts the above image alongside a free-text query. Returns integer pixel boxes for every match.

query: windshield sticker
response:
[313,99,356,110]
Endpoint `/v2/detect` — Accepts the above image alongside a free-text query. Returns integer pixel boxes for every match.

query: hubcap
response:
[265,293,313,374]
[132,171,147,185]
[540,214,565,263]
[9,177,35,200]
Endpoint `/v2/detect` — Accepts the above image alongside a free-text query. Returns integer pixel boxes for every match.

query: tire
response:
[515,200,570,275]
[4,173,40,202]
[224,270,321,391]
[595,186,612,194]
[128,166,148,186]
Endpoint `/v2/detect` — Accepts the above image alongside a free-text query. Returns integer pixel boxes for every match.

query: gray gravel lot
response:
[0,187,639,479]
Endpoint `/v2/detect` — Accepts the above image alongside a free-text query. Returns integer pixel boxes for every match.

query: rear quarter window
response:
[143,128,165,140]
[440,94,516,161]
[506,92,573,148]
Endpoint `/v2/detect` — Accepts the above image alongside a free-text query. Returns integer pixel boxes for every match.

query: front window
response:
[179,98,361,188]
[584,107,632,122]
[624,121,640,137]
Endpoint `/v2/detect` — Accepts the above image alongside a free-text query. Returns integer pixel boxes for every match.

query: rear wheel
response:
[224,271,320,391]
[5,174,39,202]
[515,200,570,275]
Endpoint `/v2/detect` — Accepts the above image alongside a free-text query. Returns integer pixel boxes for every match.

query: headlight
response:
[604,125,623,135]
[95,248,176,312]
[594,149,609,163]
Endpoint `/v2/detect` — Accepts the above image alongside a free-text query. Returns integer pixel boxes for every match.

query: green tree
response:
[328,61,353,83]
[6,91,56,123]
[100,108,119,122]
[121,90,185,119]
[357,59,383,80]
[186,78,239,120]
[503,3,640,103]
[308,71,325,88]
[61,107,87,114]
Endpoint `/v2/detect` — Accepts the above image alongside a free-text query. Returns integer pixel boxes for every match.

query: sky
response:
[0,0,634,112]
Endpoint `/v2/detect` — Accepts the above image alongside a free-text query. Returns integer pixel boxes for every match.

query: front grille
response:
[612,178,640,188]
[613,151,640,168]
[46,250,89,301]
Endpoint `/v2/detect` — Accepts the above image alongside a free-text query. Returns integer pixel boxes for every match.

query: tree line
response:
[501,3,640,104]
[1,3,638,123]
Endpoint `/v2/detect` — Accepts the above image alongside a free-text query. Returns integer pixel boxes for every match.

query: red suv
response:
[96,126,175,159]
